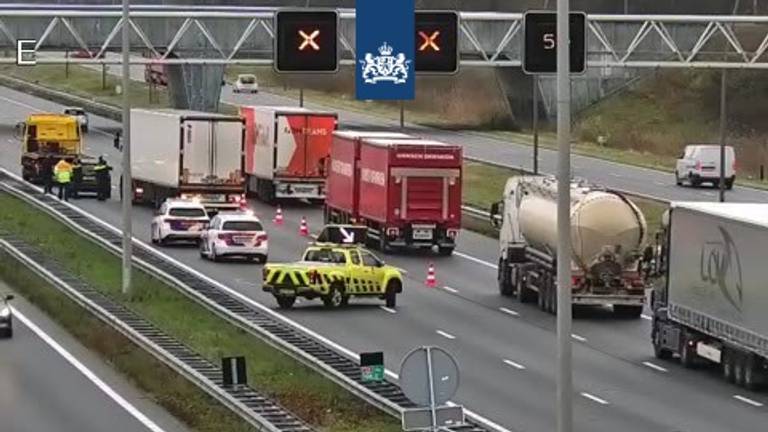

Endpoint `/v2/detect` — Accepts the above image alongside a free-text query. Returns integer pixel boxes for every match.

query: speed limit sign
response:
[523,11,586,74]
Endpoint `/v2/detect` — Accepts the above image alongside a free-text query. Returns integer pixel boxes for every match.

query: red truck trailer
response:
[325,137,463,255]
[240,106,338,203]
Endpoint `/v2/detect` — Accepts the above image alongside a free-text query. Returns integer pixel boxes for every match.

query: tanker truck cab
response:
[493,176,649,318]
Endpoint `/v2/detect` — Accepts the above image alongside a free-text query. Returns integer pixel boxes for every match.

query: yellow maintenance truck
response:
[18,114,102,197]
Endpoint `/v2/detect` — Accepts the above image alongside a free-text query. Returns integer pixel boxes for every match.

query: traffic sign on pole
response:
[415,11,459,74]
[523,11,586,74]
[399,346,461,431]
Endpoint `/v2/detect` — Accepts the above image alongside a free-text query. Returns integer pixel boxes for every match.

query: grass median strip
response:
[0,192,399,432]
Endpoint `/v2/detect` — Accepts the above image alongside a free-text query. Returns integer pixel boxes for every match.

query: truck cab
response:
[18,114,94,185]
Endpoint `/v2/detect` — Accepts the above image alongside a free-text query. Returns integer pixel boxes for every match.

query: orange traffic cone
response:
[273,206,284,225]
[425,262,437,287]
[299,216,309,237]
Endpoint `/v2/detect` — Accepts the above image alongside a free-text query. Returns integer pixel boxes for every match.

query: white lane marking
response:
[11,307,168,432]
[436,330,456,340]
[379,306,397,314]
[499,307,519,317]
[1,170,516,432]
[610,173,622,178]
[503,359,526,370]
[0,95,114,138]
[580,392,610,405]
[571,334,587,342]
[453,251,498,269]
[733,395,764,407]
[642,361,668,373]
[654,181,666,186]
[442,286,459,294]
[641,314,652,321]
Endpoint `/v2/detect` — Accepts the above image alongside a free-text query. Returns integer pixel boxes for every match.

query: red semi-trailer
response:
[325,136,463,255]
[240,106,338,203]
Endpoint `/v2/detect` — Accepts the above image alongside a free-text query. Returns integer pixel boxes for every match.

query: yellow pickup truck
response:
[263,243,403,309]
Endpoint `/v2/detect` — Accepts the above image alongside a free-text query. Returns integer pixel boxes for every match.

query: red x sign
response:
[418,30,441,52]
[298,29,320,51]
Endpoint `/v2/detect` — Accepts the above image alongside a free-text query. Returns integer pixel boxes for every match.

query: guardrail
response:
[0,235,312,432]
[0,168,500,432]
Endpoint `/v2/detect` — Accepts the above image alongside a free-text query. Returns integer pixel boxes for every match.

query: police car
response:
[150,199,210,245]
[199,212,268,263]
[0,294,14,338]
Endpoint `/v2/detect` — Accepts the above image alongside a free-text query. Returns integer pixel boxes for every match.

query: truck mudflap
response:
[572,294,645,306]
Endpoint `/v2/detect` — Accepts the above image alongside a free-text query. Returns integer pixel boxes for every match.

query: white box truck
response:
[651,202,768,390]
[127,109,246,212]
[240,105,337,203]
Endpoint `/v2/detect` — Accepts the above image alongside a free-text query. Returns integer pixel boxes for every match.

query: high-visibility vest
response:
[56,169,72,183]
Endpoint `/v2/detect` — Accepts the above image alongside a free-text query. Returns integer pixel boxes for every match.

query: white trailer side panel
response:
[252,109,276,180]
[213,121,243,181]
[668,205,768,344]
[182,120,213,184]
[131,109,181,188]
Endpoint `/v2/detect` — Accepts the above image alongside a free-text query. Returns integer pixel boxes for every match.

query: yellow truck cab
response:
[19,114,99,194]
[263,243,403,309]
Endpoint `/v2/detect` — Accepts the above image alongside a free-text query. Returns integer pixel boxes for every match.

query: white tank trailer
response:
[491,175,651,317]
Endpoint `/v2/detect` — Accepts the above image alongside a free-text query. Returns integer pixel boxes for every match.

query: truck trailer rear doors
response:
[275,114,335,179]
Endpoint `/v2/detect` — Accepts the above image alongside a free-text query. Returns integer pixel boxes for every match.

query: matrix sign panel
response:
[523,11,586,74]
[415,11,459,74]
[275,10,339,73]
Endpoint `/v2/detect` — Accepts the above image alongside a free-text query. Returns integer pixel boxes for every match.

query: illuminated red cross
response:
[418,30,441,52]
[298,29,320,51]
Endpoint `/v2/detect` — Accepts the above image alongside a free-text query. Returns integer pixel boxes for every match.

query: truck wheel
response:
[518,277,536,303]
[653,339,673,360]
[734,354,746,387]
[614,305,643,318]
[275,296,296,309]
[723,349,736,382]
[743,355,764,391]
[497,260,514,296]
[679,332,697,369]
[385,281,399,308]
[437,246,454,256]
[323,283,346,309]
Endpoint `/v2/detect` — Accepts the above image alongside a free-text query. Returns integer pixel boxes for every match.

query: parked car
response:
[675,144,736,189]
[199,212,268,262]
[150,199,210,245]
[63,107,89,133]
[233,74,259,93]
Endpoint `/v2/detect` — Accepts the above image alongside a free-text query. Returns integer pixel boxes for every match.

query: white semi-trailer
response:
[651,202,768,390]
[127,109,246,212]
[491,175,650,317]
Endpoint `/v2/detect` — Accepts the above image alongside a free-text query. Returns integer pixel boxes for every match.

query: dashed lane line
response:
[503,359,526,370]
[642,361,668,373]
[442,286,459,294]
[436,330,456,340]
[499,307,519,317]
[580,392,610,405]
[379,306,397,314]
[733,395,764,408]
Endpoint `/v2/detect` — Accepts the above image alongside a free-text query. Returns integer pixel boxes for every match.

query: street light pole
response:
[121,0,133,294]
[533,75,540,174]
[719,69,727,202]
[556,0,573,431]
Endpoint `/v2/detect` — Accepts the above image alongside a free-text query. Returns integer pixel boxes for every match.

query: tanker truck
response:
[490,175,650,318]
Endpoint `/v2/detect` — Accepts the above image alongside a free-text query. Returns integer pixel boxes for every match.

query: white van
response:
[675,144,736,189]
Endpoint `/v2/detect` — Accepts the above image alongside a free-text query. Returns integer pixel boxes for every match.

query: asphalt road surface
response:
[0,282,190,432]
[83,53,768,204]
[2,86,767,432]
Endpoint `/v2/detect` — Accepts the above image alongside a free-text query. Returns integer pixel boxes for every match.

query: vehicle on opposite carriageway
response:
[262,243,403,310]
[0,294,14,339]
[199,211,268,263]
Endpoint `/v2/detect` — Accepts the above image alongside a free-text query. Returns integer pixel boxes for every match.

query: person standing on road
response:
[40,156,55,194]
[94,156,112,201]
[53,158,73,201]
[71,157,83,199]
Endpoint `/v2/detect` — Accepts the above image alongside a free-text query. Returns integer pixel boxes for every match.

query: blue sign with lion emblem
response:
[356,0,415,100]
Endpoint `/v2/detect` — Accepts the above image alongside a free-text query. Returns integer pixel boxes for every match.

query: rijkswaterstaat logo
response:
[360,42,411,84]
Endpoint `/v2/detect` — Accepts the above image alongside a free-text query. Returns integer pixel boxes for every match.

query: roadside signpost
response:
[360,352,385,383]
[399,346,464,431]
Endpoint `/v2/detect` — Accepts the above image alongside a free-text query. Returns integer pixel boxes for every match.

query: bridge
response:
[2,4,767,110]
